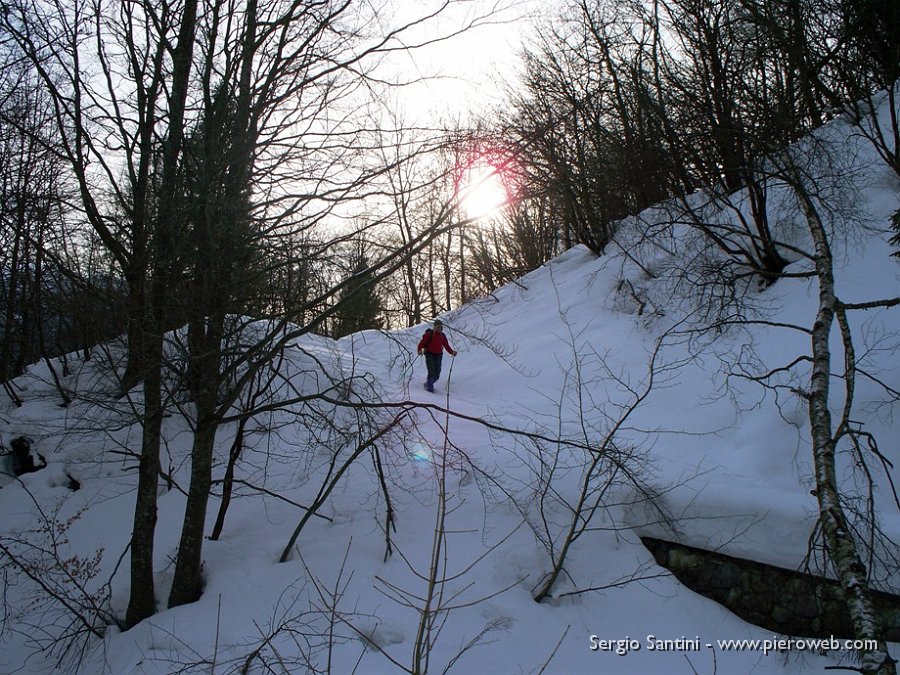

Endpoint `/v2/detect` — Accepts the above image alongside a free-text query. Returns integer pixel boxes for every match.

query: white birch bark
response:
[797,188,896,675]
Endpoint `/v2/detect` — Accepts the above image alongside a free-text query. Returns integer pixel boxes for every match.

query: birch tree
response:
[794,184,897,675]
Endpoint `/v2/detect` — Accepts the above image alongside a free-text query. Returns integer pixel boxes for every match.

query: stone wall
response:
[641,537,900,641]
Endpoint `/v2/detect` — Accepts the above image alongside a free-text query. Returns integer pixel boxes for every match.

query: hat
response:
[433,319,443,326]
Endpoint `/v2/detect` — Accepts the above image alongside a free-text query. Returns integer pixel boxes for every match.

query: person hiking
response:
[417,319,456,392]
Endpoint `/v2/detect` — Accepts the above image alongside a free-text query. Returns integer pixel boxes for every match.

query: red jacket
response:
[418,329,456,355]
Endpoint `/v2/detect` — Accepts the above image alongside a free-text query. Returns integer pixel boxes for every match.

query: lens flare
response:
[459,164,508,221]
[409,442,431,462]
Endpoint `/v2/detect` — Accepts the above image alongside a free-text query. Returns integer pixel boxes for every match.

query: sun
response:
[458,163,509,222]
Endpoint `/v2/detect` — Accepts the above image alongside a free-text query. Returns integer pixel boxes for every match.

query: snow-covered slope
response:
[2,99,900,674]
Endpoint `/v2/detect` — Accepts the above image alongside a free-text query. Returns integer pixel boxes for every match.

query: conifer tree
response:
[333,247,385,338]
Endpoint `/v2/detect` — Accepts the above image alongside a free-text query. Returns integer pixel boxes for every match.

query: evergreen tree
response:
[333,248,384,338]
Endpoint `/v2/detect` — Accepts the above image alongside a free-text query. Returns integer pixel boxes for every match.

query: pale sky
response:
[381,0,545,122]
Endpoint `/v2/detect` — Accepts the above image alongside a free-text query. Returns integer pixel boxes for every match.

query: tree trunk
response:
[400,214,422,326]
[125,330,163,627]
[799,188,896,675]
[168,405,217,607]
[126,0,199,625]
[209,415,247,541]
[121,266,148,393]
[168,314,222,607]
[1,211,24,382]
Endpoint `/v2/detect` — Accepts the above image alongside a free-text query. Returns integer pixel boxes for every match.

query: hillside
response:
[2,99,900,673]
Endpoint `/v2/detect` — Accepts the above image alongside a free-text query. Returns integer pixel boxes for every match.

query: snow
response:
[2,99,900,673]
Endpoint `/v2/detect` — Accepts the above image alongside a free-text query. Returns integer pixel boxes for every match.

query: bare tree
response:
[792,181,897,675]
[509,291,677,603]
[467,202,563,295]
[0,484,122,670]
[0,62,73,388]
[3,0,516,625]
[0,0,205,625]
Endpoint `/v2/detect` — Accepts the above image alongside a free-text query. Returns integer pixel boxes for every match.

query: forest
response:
[1,0,900,673]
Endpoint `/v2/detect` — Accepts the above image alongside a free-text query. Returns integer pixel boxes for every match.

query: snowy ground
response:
[2,101,900,674]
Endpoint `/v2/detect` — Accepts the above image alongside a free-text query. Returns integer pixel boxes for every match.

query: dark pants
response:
[425,352,443,385]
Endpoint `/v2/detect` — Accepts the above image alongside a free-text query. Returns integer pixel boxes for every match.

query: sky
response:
[381,0,546,122]
[1,87,898,674]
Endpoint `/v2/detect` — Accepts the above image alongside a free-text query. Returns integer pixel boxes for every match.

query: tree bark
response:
[209,415,248,541]
[168,406,218,607]
[126,0,199,625]
[798,188,896,675]
[125,341,163,627]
